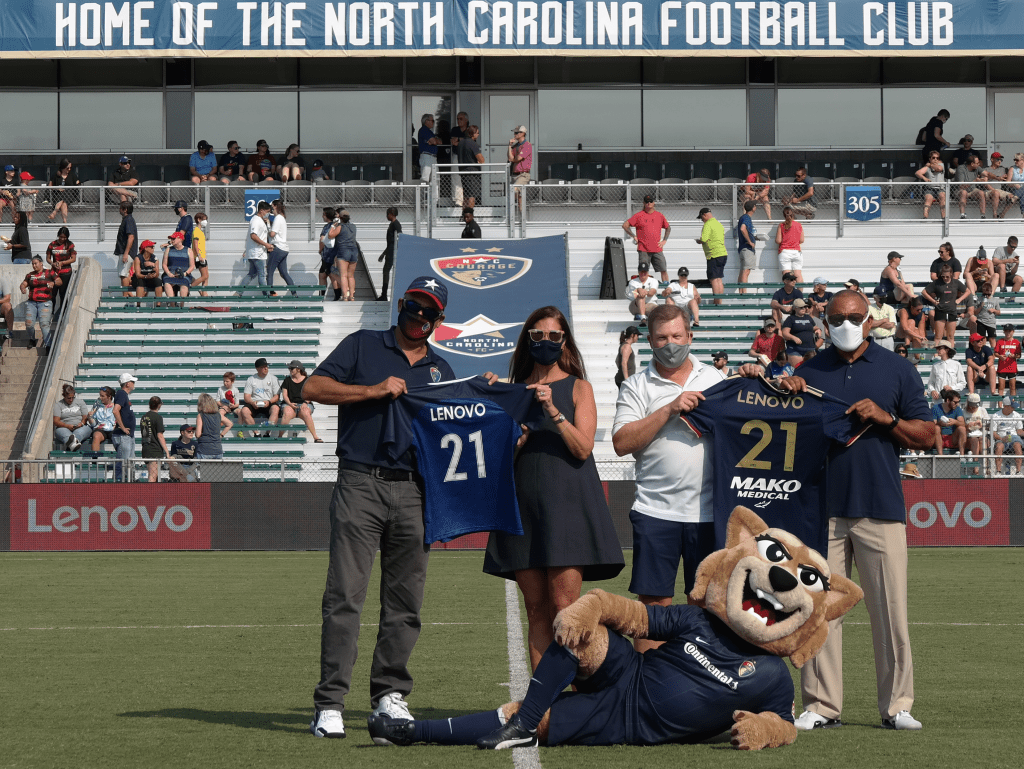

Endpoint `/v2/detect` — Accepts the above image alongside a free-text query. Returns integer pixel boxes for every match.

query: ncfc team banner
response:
[391,233,571,380]
[1,1,1022,57]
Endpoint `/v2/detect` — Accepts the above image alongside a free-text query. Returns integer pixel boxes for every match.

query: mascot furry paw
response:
[367,507,862,751]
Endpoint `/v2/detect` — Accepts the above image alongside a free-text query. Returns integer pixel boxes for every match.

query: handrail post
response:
[506,165,513,239]
[837,182,844,238]
[310,182,317,241]
[943,181,951,238]
[413,183,421,237]
[98,184,105,241]
[730,182,737,229]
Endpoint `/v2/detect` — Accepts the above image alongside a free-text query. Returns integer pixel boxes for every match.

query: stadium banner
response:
[2,1,1020,58]
[903,478,1013,547]
[391,233,572,380]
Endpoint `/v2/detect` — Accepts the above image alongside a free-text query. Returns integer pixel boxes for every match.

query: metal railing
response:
[429,163,513,237]
[2,458,342,484]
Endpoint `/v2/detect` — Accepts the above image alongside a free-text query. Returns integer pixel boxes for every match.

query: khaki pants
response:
[801,516,914,720]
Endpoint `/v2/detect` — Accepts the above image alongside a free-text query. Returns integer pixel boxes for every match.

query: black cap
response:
[173,199,187,211]
[197,139,212,150]
[677,265,689,277]
[1004,324,1016,332]
[255,357,269,368]
[313,158,324,168]
[887,250,905,261]
[783,272,796,281]
[643,194,655,204]
[712,351,728,361]
[697,207,712,218]
[624,325,640,337]
[638,262,651,273]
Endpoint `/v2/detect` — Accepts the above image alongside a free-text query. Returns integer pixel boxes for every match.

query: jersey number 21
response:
[441,430,487,482]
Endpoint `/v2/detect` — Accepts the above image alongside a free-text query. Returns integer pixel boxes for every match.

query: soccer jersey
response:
[681,376,865,554]
[383,377,542,543]
[995,337,1021,374]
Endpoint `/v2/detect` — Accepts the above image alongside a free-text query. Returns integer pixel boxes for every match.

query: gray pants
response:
[315,467,430,713]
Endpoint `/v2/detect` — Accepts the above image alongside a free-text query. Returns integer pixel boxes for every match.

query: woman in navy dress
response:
[161,231,195,307]
[484,306,624,670]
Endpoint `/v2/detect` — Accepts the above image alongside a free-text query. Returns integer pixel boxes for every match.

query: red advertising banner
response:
[903,479,1010,547]
[9,485,212,551]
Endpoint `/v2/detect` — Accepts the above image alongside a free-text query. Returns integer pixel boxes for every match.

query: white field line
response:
[505,580,542,769]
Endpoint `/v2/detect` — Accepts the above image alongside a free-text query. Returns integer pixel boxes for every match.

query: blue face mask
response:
[529,340,563,366]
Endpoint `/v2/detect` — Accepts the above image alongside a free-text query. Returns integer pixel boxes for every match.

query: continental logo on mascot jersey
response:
[738,660,757,678]
[430,315,523,358]
[430,252,532,289]
[683,642,739,690]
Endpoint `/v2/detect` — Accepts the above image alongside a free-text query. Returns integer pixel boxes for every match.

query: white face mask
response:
[827,320,867,352]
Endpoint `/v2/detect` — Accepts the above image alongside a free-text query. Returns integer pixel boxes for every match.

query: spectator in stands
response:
[742,168,772,219]
[279,144,305,182]
[696,207,727,305]
[843,277,866,299]
[782,168,815,219]
[239,201,273,297]
[623,194,671,283]
[973,281,1001,343]
[461,207,481,239]
[377,207,402,302]
[966,332,997,396]
[993,396,1024,474]
[190,212,209,296]
[868,286,899,351]
[930,241,962,280]
[915,151,947,220]
[0,274,13,332]
[333,208,359,302]
[45,226,76,317]
[775,206,805,283]
[957,285,979,339]
[47,158,80,223]
[19,256,58,350]
[625,262,660,324]
[921,263,969,346]
[663,265,701,327]
[458,124,485,209]
[418,114,439,182]
[319,208,344,301]
[172,200,195,256]
[964,247,995,294]
[217,371,242,423]
[15,171,38,222]
[168,424,199,482]
[748,318,784,365]
[309,159,329,182]
[921,108,951,163]
[807,276,833,319]
[1003,153,1024,217]
[161,231,194,306]
[927,341,966,401]
[267,199,296,297]
[735,200,766,294]
[782,298,821,366]
[995,323,1021,397]
[712,351,732,376]
[898,297,930,349]
[88,386,117,452]
[614,325,640,389]
[280,360,324,443]
[108,156,138,204]
[955,155,987,219]
[0,165,18,222]
[241,357,281,438]
[3,209,32,264]
[111,372,137,482]
[981,152,1014,216]
[195,392,227,458]
[948,134,979,176]
[767,346,795,378]
[246,140,277,183]
[114,202,138,297]
[218,141,245,183]
[53,384,92,452]
[139,396,170,483]
[894,342,913,366]
[963,392,988,466]
[508,125,532,215]
[993,236,1022,293]
[770,271,803,326]
[189,140,218,183]
[132,240,162,307]
[449,111,469,205]
[932,389,966,456]
[878,251,914,305]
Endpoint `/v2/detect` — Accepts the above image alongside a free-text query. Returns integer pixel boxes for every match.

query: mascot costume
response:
[369,507,863,751]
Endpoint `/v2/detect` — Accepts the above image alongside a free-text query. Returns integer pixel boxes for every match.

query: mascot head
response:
[689,507,863,668]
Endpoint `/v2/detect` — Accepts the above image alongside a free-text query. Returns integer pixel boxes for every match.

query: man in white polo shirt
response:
[612,303,725,652]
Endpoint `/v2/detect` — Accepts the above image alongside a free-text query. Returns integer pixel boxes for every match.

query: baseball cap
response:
[969,332,985,343]
[1004,323,1016,332]
[119,155,131,164]
[406,276,448,310]
[992,151,1004,159]
[791,298,807,309]
[887,250,905,261]
[624,325,640,338]
[763,318,777,328]
[512,125,527,134]
[813,276,828,285]
[783,272,797,281]
[173,199,187,211]
[255,357,269,368]
[845,278,861,288]
[638,262,651,273]
[197,140,212,150]
[287,359,303,369]
[873,285,887,296]
[313,158,323,168]
[180,424,195,433]
[338,208,349,217]
[119,372,139,384]
[139,239,156,250]
[696,207,712,219]
[1004,395,1014,406]
[712,351,728,361]
[677,266,689,277]
[643,194,655,204]
[967,393,982,404]
[167,232,184,240]
[19,172,34,181]
[3,164,13,171]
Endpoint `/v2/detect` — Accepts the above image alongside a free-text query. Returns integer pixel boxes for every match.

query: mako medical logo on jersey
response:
[902,479,1009,546]
[430,253,532,289]
[730,476,802,503]
[10,487,212,551]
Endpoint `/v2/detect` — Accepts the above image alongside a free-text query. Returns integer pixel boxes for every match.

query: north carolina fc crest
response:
[430,314,523,357]
[430,251,532,289]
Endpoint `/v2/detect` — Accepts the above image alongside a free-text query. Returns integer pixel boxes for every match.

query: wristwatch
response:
[551,412,566,424]
[885,412,900,430]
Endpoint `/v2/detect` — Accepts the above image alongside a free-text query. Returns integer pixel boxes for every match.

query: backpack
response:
[915,125,928,145]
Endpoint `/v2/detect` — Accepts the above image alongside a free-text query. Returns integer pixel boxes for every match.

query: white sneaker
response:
[794,710,842,730]
[371,692,413,721]
[310,709,346,738]
[882,710,922,730]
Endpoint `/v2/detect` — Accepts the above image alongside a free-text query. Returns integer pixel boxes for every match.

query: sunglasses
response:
[404,298,442,322]
[528,329,565,343]
[897,349,908,356]
[826,313,868,326]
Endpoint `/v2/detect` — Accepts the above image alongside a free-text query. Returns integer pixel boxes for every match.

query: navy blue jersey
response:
[383,377,541,543]
[681,376,865,555]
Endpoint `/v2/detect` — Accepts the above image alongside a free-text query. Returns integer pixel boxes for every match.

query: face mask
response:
[529,340,563,366]
[651,342,690,369]
[827,320,866,352]
[398,304,435,341]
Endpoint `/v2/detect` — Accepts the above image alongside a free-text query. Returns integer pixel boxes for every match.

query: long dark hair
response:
[507,306,586,383]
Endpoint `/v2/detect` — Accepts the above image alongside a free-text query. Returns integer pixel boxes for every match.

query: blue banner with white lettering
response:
[0,1,1020,57]
[392,234,571,379]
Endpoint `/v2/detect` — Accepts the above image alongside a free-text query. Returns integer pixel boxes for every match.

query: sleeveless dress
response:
[162,246,191,287]
[483,376,625,581]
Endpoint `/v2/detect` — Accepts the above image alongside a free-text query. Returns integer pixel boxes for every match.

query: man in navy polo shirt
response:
[766,289,934,733]
[304,277,459,740]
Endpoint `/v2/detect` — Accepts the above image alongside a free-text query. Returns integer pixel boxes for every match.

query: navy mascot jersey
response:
[681,376,865,554]
[383,377,541,543]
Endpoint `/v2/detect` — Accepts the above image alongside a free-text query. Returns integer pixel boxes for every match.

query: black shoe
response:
[476,713,537,750]
[377,294,388,302]
[367,715,416,747]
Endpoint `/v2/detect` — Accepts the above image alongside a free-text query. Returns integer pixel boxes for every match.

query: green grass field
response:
[1,548,1021,768]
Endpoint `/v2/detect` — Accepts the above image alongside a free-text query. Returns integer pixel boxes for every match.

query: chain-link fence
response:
[430,163,511,234]
[1,458,342,484]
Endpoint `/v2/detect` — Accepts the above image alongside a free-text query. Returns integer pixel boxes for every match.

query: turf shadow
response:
[118,708,311,733]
